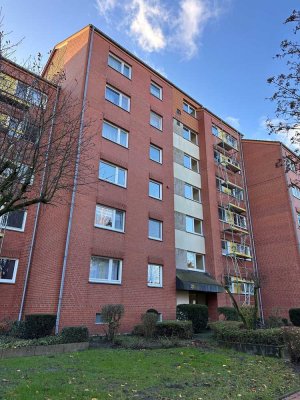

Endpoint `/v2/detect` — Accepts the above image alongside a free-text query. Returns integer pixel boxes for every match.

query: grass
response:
[0,347,299,399]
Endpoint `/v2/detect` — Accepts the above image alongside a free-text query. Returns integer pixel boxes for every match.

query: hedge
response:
[60,326,89,343]
[24,314,56,339]
[176,304,208,333]
[156,321,193,339]
[283,327,300,363]
[217,307,239,321]
[210,321,284,346]
[289,309,300,327]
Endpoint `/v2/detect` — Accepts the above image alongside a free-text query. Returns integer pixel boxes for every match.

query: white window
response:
[148,219,162,241]
[102,121,128,148]
[148,264,162,287]
[183,154,199,172]
[89,256,122,284]
[105,85,130,111]
[184,183,200,202]
[150,82,162,99]
[95,205,125,232]
[150,111,162,130]
[108,53,131,79]
[292,185,300,200]
[183,102,196,117]
[230,277,254,295]
[99,160,127,188]
[149,180,162,200]
[186,216,202,235]
[297,213,300,227]
[183,126,197,144]
[0,258,18,284]
[187,252,205,271]
[149,144,162,164]
[0,210,27,232]
[95,313,104,324]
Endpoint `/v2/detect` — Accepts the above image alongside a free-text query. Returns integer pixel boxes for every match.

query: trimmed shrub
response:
[210,321,283,346]
[24,314,56,339]
[141,312,157,338]
[114,336,181,349]
[0,319,13,335]
[289,309,300,327]
[156,320,193,339]
[132,324,144,336]
[265,315,287,328]
[217,307,239,321]
[283,327,300,363]
[101,304,124,341]
[176,304,208,333]
[9,321,27,339]
[60,326,89,343]
[240,306,256,330]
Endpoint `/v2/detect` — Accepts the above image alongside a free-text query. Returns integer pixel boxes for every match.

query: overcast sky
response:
[2,0,299,147]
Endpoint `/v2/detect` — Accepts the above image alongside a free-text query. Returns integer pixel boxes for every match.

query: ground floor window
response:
[147,264,163,287]
[0,258,18,283]
[89,257,122,284]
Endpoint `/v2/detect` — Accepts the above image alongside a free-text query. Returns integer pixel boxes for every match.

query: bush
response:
[60,326,89,343]
[210,321,284,346]
[156,320,193,339]
[114,335,181,350]
[24,314,56,339]
[0,319,13,335]
[101,304,124,341]
[240,306,256,330]
[141,312,158,338]
[217,307,239,321]
[176,304,208,333]
[9,321,27,339]
[132,324,144,336]
[283,327,300,363]
[265,315,288,328]
[289,308,300,327]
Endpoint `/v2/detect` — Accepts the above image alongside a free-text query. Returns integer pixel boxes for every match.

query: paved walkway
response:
[282,392,300,400]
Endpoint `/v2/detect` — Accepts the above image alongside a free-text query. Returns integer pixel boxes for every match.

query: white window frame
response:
[186,215,202,235]
[149,144,162,164]
[182,126,198,145]
[95,205,125,233]
[108,53,132,79]
[183,154,199,172]
[292,185,300,200]
[230,277,254,295]
[102,120,129,148]
[0,258,19,284]
[187,251,205,272]
[99,160,127,188]
[148,218,163,241]
[184,183,200,202]
[183,101,196,117]
[89,256,122,284]
[150,82,162,100]
[150,111,163,131]
[147,264,163,287]
[149,180,162,200]
[0,210,27,232]
[105,85,130,111]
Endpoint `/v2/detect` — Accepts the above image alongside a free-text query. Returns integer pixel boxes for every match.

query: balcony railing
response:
[216,177,244,201]
[212,125,238,151]
[219,208,248,233]
[214,150,241,172]
[222,240,251,259]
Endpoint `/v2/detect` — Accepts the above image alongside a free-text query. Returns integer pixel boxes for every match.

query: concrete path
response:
[282,391,300,400]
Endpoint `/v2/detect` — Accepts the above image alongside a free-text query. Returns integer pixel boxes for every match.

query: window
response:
[222,240,251,258]
[149,144,162,164]
[183,102,196,117]
[105,85,130,111]
[95,313,104,324]
[102,121,128,148]
[0,258,18,283]
[148,264,162,287]
[230,277,254,295]
[186,216,202,235]
[150,111,162,130]
[99,160,127,188]
[28,88,47,107]
[150,82,162,99]
[0,210,26,232]
[187,252,205,271]
[15,81,28,100]
[218,207,247,229]
[108,53,131,79]
[149,180,162,200]
[183,154,199,172]
[184,183,200,202]
[182,126,197,144]
[292,185,300,200]
[95,205,125,232]
[148,219,162,240]
[89,256,122,284]
[212,125,219,137]
[297,212,300,227]
[216,177,244,200]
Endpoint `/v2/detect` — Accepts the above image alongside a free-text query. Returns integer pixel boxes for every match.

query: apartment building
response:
[0,25,258,333]
[242,139,300,318]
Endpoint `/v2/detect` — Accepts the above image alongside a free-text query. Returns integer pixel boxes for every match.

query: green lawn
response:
[0,347,299,400]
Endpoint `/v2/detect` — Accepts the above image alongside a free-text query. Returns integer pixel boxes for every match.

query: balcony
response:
[220,209,248,234]
[0,73,30,109]
[228,202,246,214]
[212,125,238,151]
[214,151,241,173]
[222,241,252,259]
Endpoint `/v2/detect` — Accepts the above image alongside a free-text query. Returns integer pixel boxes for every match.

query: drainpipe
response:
[55,27,94,334]
[240,138,264,323]
[18,85,60,321]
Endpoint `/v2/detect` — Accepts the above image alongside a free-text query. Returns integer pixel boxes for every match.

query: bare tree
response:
[267,10,300,150]
[0,25,93,220]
